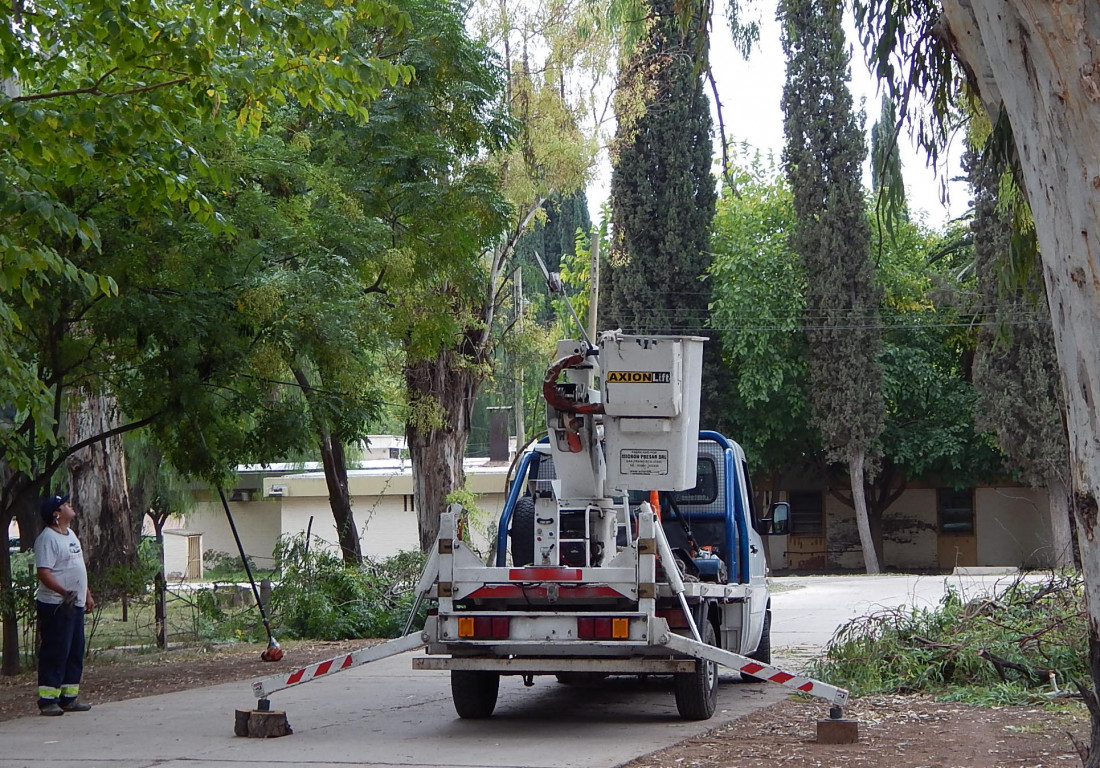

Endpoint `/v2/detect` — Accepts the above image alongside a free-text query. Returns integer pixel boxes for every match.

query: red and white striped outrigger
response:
[248,508,848,709]
[250,628,847,706]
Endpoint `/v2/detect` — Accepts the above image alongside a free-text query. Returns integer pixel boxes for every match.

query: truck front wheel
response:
[451,670,500,719]
[741,609,772,683]
[674,621,719,720]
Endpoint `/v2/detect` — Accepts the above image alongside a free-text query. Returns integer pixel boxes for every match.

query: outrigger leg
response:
[235,548,442,736]
[658,631,849,706]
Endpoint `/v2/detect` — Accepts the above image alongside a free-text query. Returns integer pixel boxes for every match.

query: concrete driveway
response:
[0,572,1027,768]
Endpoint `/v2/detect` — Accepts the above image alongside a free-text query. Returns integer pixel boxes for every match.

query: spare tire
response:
[509,497,536,566]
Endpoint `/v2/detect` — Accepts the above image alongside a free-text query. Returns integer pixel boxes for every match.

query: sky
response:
[588,3,969,230]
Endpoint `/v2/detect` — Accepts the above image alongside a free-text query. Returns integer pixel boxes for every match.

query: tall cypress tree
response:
[781,0,884,572]
[603,0,725,430]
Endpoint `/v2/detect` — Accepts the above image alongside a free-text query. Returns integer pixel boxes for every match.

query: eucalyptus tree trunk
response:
[405,346,481,553]
[66,390,138,582]
[940,3,1100,761]
[848,449,880,574]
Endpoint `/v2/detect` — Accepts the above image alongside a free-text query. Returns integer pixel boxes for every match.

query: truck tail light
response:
[612,618,629,639]
[578,617,630,640]
[458,616,475,637]
[458,616,510,639]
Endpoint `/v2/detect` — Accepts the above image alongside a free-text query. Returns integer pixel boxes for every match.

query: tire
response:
[674,620,719,720]
[509,497,535,567]
[741,609,772,683]
[450,670,500,719]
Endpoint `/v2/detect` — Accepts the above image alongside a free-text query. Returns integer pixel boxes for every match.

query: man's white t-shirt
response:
[34,527,88,607]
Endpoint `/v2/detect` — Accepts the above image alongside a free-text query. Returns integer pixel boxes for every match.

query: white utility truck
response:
[249,330,849,722]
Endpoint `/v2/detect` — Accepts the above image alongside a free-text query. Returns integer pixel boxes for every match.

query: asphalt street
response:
[0,572,1027,768]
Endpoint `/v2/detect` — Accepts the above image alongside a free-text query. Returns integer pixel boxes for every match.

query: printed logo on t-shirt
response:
[69,541,81,555]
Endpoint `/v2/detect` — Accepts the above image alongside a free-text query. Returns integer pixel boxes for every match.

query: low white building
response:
[174,446,511,569]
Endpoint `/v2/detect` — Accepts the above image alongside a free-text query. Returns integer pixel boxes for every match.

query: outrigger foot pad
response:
[817,707,858,744]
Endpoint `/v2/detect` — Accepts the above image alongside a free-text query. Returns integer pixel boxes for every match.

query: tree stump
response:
[234,708,292,738]
[817,715,858,744]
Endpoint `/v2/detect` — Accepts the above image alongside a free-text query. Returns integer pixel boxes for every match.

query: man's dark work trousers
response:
[36,600,85,708]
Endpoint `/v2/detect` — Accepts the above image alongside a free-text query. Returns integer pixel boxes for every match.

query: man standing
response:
[35,494,95,716]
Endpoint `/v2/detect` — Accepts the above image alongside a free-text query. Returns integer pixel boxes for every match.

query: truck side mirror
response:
[766,501,790,536]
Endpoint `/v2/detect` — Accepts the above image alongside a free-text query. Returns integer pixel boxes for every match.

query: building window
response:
[938,488,974,534]
[788,491,824,536]
[403,494,415,512]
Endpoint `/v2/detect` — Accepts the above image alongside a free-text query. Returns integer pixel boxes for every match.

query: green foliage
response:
[966,143,1067,491]
[709,153,816,471]
[869,94,908,238]
[808,573,1088,704]
[94,539,162,601]
[710,152,1004,496]
[875,217,1004,487]
[202,550,268,582]
[0,0,414,473]
[605,0,716,336]
[0,550,38,667]
[269,535,427,640]
[852,0,959,174]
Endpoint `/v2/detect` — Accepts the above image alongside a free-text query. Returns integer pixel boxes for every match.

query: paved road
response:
[0,572,1025,768]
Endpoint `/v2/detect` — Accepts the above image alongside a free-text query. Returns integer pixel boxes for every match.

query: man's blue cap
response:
[40,494,70,524]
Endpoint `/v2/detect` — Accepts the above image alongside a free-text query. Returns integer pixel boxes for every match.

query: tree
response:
[869,95,908,226]
[602,0,726,431]
[514,192,593,277]
[711,155,1002,563]
[709,155,817,481]
[781,0,884,573]
[0,0,412,674]
[967,143,1074,569]
[126,432,192,649]
[0,0,411,468]
[396,0,601,551]
[856,1,1100,759]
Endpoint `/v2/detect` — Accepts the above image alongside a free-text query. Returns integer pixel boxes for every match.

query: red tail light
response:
[461,616,511,639]
[578,617,595,638]
[577,617,629,639]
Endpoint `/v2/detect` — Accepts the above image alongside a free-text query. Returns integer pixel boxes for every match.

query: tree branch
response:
[14,72,189,103]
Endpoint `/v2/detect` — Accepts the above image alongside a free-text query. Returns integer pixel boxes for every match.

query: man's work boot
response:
[59,699,92,712]
[39,702,64,716]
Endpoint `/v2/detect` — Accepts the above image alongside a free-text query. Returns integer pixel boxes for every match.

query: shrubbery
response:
[266,534,428,641]
[807,572,1087,705]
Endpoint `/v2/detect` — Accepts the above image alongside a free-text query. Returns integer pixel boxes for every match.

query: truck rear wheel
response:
[451,670,500,719]
[674,621,718,720]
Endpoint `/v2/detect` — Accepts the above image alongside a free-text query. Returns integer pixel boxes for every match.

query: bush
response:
[267,534,428,641]
[807,572,1088,705]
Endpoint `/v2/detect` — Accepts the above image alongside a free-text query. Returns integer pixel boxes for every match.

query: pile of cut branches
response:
[807,572,1087,705]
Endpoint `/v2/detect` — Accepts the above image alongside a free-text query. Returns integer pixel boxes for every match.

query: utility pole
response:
[587,233,600,342]
[512,266,526,454]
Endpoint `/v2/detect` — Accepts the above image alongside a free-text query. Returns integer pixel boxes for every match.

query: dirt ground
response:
[0,640,1090,768]
[625,693,1089,768]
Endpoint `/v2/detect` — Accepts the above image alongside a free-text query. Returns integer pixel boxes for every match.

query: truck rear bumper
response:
[412,657,695,674]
